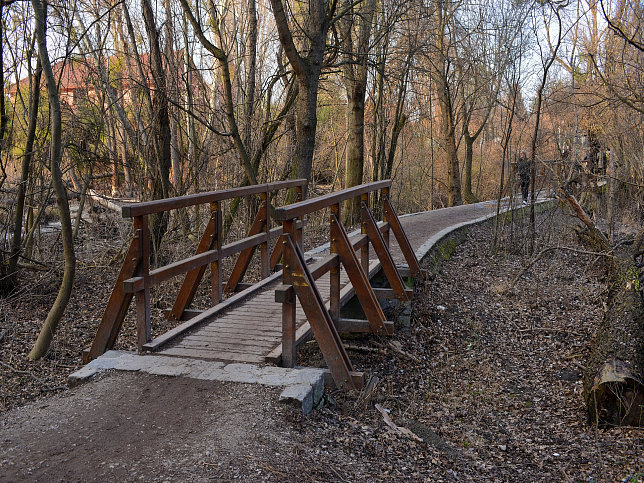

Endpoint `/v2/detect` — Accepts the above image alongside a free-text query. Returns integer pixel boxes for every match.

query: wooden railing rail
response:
[273,180,392,221]
[84,179,306,363]
[121,179,305,217]
[276,180,421,390]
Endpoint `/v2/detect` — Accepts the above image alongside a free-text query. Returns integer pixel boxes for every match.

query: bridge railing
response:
[84,179,306,363]
[273,180,421,390]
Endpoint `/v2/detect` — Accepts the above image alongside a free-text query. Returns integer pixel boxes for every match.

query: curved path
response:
[150,200,507,366]
[0,198,521,482]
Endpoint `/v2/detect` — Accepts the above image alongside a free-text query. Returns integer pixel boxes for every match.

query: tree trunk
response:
[29,0,76,360]
[343,88,366,224]
[462,130,478,203]
[583,260,644,427]
[141,0,172,254]
[293,71,320,192]
[163,0,181,194]
[341,0,374,225]
[5,57,42,293]
[269,0,334,198]
[431,2,461,207]
[0,4,8,149]
[436,81,461,206]
[244,0,258,148]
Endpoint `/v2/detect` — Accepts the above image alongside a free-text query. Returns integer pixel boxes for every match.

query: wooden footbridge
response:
[84,180,423,390]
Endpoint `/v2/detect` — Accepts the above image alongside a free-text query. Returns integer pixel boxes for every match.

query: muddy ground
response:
[1,205,643,481]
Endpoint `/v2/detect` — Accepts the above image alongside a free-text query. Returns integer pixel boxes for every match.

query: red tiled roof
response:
[8,51,188,96]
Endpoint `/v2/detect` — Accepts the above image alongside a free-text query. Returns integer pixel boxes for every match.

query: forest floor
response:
[1,204,643,481]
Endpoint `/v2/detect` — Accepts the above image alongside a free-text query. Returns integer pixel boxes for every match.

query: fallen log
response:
[583,257,644,427]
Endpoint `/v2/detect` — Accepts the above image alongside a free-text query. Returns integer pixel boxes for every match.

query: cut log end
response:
[587,357,644,427]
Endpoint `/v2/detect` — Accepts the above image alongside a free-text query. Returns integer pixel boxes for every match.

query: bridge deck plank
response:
[157,261,378,363]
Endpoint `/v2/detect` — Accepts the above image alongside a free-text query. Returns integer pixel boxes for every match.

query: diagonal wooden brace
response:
[269,234,285,270]
[85,223,143,363]
[169,209,219,321]
[330,214,388,335]
[282,234,359,390]
[225,199,268,293]
[361,202,409,301]
[383,196,422,277]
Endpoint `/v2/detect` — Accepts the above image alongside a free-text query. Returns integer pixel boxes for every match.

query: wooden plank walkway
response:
[155,199,505,365]
[158,261,380,363]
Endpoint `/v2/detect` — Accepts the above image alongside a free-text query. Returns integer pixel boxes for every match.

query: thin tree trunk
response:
[183,15,198,179]
[141,0,172,254]
[530,5,562,252]
[0,4,8,149]
[244,0,257,148]
[341,0,375,224]
[163,0,181,193]
[462,131,478,203]
[29,0,76,360]
[6,55,42,291]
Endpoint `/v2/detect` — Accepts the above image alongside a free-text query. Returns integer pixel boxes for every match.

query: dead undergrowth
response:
[289,206,643,481]
[1,203,643,481]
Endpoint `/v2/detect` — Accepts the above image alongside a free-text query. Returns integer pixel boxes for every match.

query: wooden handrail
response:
[122,179,306,217]
[122,226,285,293]
[86,180,307,360]
[273,180,391,221]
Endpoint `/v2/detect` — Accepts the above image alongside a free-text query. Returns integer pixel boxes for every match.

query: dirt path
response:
[2,202,642,482]
[1,373,297,482]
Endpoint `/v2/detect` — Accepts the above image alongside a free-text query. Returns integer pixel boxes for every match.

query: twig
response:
[374,341,421,363]
[0,360,66,390]
[344,344,381,353]
[564,353,583,360]
[570,360,587,372]
[375,404,423,441]
[511,245,614,286]
[17,262,50,272]
[257,462,285,477]
[329,466,349,482]
[518,327,584,338]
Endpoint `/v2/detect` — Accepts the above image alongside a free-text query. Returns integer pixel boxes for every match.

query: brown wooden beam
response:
[225,199,267,293]
[123,179,306,217]
[281,234,359,390]
[84,222,143,363]
[362,202,409,301]
[135,215,151,351]
[372,287,413,300]
[274,180,391,221]
[169,207,218,320]
[336,318,394,335]
[331,215,388,335]
[384,195,422,277]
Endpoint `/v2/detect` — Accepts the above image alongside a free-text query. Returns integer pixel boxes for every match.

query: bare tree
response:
[269,0,338,195]
[28,0,75,360]
[339,0,375,223]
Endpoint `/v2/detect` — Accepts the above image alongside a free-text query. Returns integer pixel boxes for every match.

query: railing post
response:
[295,185,303,250]
[281,219,297,368]
[280,285,297,368]
[134,215,151,351]
[360,192,370,273]
[209,201,222,304]
[381,186,390,247]
[329,203,341,324]
[260,190,270,278]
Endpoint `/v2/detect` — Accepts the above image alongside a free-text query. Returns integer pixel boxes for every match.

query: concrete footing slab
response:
[69,351,326,414]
